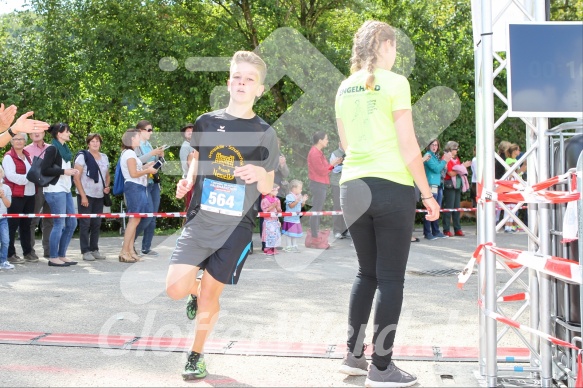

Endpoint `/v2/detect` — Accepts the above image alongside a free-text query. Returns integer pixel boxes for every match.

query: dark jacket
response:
[39,145,66,186]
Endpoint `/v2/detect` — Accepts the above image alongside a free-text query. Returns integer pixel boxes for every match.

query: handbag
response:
[444,179,454,189]
[97,168,112,207]
[26,148,55,187]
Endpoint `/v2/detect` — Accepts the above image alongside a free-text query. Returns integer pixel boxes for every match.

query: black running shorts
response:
[169,218,252,285]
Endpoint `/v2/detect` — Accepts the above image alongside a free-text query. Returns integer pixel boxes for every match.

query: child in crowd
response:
[261,184,282,256]
[282,179,308,253]
[504,143,524,233]
[0,167,13,270]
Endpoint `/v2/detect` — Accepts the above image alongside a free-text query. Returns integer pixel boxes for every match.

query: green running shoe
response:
[182,352,207,380]
[186,294,198,320]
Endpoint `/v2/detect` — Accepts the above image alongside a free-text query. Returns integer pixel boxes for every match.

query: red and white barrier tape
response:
[0,207,484,219]
[497,292,529,303]
[480,169,580,204]
[458,243,582,289]
[258,211,344,217]
[0,212,187,219]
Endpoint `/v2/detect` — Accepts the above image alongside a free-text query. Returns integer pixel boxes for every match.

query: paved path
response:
[0,225,530,386]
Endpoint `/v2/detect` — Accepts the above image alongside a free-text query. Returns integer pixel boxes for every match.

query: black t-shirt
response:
[187,109,279,230]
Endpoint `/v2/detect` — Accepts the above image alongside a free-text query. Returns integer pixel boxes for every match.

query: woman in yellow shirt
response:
[335,20,439,387]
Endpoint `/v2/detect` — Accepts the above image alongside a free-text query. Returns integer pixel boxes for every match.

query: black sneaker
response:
[186,294,198,320]
[182,352,207,380]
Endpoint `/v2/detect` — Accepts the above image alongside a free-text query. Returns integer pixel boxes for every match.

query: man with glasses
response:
[134,120,165,256]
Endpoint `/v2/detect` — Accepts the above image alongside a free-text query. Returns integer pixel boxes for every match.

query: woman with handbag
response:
[442,141,472,237]
[40,123,80,267]
[2,132,37,264]
[118,128,157,263]
[73,133,110,261]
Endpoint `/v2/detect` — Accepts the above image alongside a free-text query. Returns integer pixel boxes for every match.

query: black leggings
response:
[340,177,415,369]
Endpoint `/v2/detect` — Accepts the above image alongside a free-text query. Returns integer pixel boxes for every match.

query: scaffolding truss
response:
[475,0,582,387]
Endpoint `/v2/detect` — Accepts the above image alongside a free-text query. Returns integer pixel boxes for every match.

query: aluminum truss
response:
[475,0,581,387]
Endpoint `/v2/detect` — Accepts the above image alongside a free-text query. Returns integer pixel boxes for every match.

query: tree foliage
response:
[0,0,579,228]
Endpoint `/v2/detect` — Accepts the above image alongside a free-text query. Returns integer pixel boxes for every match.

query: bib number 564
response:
[207,192,235,208]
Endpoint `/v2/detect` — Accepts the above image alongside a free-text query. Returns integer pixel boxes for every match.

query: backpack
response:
[112,155,125,196]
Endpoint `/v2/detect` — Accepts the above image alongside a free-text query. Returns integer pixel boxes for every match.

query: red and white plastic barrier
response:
[458,243,582,289]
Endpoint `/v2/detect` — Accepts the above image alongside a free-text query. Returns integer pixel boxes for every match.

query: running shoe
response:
[182,352,207,380]
[186,294,198,320]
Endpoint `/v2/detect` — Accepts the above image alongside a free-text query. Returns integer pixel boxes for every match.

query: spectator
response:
[119,128,157,263]
[73,133,110,261]
[442,141,472,237]
[0,166,13,270]
[259,137,289,251]
[503,143,525,233]
[179,123,195,178]
[422,139,451,240]
[261,184,282,256]
[134,120,165,257]
[494,140,510,222]
[3,133,36,264]
[494,140,511,180]
[274,138,290,203]
[307,131,342,245]
[40,123,80,267]
[180,123,196,212]
[471,146,477,207]
[330,141,349,239]
[24,131,52,259]
[282,179,308,252]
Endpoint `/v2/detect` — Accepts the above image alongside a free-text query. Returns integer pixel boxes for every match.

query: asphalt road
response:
[0,224,530,387]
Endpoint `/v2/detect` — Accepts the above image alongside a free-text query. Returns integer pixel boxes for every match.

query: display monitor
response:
[507,22,583,118]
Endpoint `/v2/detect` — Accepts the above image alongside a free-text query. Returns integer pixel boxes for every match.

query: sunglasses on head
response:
[57,123,70,133]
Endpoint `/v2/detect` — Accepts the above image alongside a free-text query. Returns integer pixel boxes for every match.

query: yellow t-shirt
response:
[335,68,413,186]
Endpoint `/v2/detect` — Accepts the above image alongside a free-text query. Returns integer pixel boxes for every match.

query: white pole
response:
[480,0,498,385]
